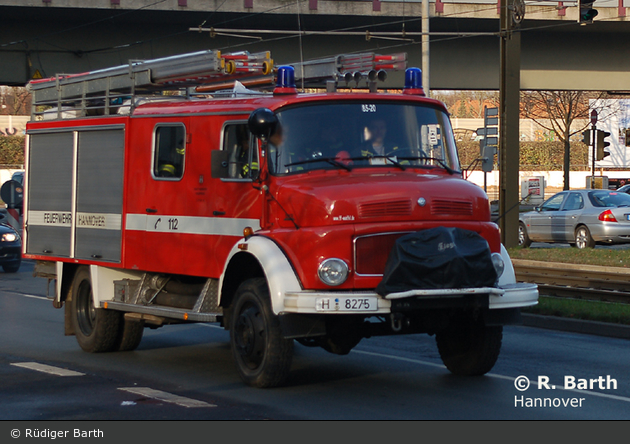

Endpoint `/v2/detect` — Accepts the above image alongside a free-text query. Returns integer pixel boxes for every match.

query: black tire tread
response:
[71,266,122,353]
[436,320,503,376]
[230,278,293,388]
[116,319,145,351]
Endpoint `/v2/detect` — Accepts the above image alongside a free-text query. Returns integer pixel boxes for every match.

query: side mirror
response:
[248,108,278,141]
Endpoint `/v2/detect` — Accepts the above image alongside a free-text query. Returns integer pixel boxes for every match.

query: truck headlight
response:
[318,258,349,286]
[491,252,505,279]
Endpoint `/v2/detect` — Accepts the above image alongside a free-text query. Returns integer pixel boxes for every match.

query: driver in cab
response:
[359,118,398,157]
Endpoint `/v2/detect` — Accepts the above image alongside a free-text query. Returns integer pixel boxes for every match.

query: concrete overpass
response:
[0,0,628,90]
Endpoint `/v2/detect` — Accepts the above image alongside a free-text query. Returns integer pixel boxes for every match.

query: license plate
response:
[626,214,630,221]
[316,297,377,312]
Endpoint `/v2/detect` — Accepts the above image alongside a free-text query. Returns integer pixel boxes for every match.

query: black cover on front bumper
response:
[376,227,497,296]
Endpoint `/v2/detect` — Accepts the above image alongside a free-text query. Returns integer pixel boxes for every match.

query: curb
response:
[521,313,630,340]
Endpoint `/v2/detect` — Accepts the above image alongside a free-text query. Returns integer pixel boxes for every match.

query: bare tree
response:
[0,86,31,116]
[520,90,606,190]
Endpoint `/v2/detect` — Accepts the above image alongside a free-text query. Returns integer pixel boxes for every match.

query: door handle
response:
[146,208,158,213]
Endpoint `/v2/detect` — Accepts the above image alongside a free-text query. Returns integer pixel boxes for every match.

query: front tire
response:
[70,266,121,353]
[518,222,532,248]
[230,278,293,388]
[436,318,502,376]
[2,260,21,273]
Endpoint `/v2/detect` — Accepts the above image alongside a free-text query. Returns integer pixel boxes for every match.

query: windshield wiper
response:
[348,155,407,170]
[285,157,352,171]
[396,156,460,175]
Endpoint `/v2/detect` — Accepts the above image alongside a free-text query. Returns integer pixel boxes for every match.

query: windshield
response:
[266,102,460,175]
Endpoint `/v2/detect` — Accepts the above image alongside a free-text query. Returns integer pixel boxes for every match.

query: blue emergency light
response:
[274,66,298,94]
[403,67,424,95]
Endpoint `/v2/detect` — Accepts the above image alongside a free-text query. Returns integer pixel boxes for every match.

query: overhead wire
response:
[0,1,621,66]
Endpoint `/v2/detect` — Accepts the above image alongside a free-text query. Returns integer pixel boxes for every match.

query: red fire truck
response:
[24,50,537,387]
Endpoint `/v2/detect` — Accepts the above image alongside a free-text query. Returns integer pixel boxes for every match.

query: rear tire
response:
[436,318,502,376]
[575,225,595,249]
[70,266,121,353]
[230,278,293,388]
[116,319,145,351]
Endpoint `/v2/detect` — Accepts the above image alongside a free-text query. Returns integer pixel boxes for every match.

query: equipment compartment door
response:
[26,131,74,257]
[74,128,125,262]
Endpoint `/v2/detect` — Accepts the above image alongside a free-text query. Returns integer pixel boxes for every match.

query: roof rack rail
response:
[28,50,273,119]
[28,49,407,120]
[290,52,407,90]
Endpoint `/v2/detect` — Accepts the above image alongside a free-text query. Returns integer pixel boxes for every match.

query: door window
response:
[153,124,186,180]
[540,193,565,212]
[223,123,258,179]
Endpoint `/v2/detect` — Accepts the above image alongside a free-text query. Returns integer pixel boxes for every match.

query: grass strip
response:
[507,246,630,268]
[523,296,630,325]
[508,247,630,325]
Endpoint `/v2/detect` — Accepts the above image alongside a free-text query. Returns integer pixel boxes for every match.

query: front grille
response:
[359,200,412,218]
[354,232,409,275]
[431,199,473,216]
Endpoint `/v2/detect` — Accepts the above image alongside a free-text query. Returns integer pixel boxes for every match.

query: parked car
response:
[519,189,630,249]
[11,171,23,185]
[616,184,630,194]
[0,223,21,272]
[6,170,24,214]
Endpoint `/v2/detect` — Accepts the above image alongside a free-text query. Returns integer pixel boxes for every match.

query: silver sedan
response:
[518,189,630,249]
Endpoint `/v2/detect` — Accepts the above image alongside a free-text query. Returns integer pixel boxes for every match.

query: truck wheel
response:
[116,319,145,351]
[230,278,293,388]
[436,318,502,376]
[70,266,121,353]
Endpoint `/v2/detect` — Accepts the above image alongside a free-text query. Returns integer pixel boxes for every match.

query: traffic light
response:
[478,107,499,173]
[595,130,611,161]
[578,0,598,24]
[481,143,497,173]
[582,129,592,145]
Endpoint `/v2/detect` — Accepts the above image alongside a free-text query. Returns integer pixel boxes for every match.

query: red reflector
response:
[598,209,618,222]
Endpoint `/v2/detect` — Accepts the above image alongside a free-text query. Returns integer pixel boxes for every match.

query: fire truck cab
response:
[24,50,537,388]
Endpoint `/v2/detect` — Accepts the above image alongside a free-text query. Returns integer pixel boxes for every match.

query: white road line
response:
[352,349,630,404]
[11,362,85,377]
[20,294,49,301]
[118,387,216,408]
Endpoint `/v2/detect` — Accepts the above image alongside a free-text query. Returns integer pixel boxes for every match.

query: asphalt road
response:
[1,261,630,421]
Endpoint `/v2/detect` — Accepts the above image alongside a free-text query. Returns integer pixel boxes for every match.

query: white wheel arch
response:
[497,244,517,286]
[220,236,302,314]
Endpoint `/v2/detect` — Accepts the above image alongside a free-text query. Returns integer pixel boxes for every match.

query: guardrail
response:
[512,259,630,304]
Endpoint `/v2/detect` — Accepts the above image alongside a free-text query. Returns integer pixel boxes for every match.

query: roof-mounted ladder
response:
[28,50,273,119]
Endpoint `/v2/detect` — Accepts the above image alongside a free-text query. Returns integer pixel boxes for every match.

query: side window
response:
[223,123,258,179]
[563,193,584,211]
[153,124,185,180]
[540,193,565,212]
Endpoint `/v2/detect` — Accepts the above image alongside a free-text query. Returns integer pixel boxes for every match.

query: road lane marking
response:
[352,349,630,404]
[118,387,216,408]
[11,362,85,377]
[20,294,49,300]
